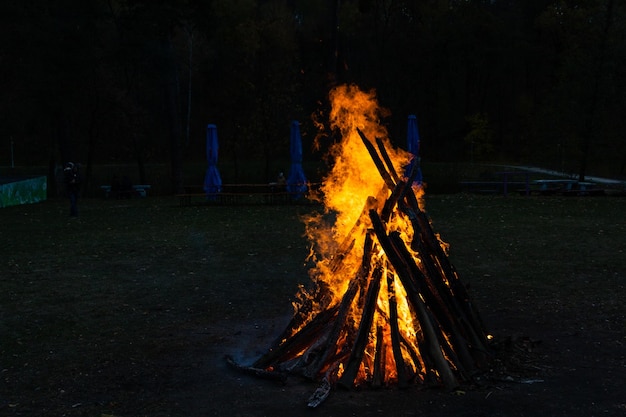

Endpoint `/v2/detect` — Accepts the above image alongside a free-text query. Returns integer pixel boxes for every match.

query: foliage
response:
[2,0,626,191]
[464,113,494,161]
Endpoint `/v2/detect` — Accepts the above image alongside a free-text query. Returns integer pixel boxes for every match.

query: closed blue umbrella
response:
[204,124,222,199]
[286,120,307,199]
[405,115,423,185]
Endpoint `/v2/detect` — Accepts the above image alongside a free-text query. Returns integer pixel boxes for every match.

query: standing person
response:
[63,162,80,217]
[276,172,287,190]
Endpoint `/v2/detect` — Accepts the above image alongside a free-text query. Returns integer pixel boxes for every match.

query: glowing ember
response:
[232,84,491,406]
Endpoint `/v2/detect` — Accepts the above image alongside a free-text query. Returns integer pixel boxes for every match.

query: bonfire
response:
[227,85,492,407]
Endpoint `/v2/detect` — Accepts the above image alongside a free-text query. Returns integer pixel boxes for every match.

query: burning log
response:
[227,85,492,406]
[224,355,287,383]
[386,273,409,388]
[337,263,384,388]
[369,209,459,390]
[357,127,396,190]
[303,232,375,378]
[230,133,490,395]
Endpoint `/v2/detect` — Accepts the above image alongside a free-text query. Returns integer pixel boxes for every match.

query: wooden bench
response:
[176,191,300,206]
[101,184,151,198]
[532,179,577,195]
[176,183,318,206]
[132,185,151,197]
[459,180,529,195]
[561,181,605,196]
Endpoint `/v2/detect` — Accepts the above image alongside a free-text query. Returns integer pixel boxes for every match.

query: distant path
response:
[492,164,625,185]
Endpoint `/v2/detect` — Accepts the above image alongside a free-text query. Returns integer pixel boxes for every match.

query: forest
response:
[1,0,625,194]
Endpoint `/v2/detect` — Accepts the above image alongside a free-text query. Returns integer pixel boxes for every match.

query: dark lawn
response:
[1,194,625,416]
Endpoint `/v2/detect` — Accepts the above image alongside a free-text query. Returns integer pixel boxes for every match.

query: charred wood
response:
[376,136,400,183]
[225,355,288,383]
[231,131,493,401]
[356,128,396,190]
[338,264,384,388]
[307,376,332,408]
[371,325,386,387]
[370,209,459,390]
[386,271,409,388]
[390,232,478,374]
[305,233,375,377]
[253,305,339,369]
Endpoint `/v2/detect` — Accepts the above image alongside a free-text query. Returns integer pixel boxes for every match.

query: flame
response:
[292,84,431,385]
[251,84,489,392]
[302,85,413,303]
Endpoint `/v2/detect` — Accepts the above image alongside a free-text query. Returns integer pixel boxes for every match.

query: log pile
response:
[227,128,492,407]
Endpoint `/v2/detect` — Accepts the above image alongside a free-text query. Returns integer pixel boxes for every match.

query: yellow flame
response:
[301,85,413,304]
[293,84,441,386]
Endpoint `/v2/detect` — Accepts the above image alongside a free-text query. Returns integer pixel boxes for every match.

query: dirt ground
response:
[163,298,625,417]
[8,295,622,417]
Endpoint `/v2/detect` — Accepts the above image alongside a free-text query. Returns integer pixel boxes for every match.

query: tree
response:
[0,0,112,194]
[107,0,202,193]
[537,0,626,179]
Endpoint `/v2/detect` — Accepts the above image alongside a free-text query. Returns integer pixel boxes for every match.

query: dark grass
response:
[1,194,625,416]
[4,160,596,197]
[2,198,312,415]
[425,195,626,346]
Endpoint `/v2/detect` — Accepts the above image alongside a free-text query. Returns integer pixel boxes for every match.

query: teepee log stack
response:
[227,128,492,406]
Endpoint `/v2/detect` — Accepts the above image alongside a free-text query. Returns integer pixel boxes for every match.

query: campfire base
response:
[227,128,493,407]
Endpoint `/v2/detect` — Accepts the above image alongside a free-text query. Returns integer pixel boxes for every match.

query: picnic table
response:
[497,171,530,196]
[533,179,577,193]
[459,171,530,196]
[532,179,604,196]
[176,183,317,206]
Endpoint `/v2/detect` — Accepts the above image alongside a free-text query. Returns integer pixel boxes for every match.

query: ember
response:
[227,85,492,407]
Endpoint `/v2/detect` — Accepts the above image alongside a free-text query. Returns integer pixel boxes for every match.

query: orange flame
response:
[252,84,490,393]
[302,85,414,302]
[293,85,430,385]
[245,82,495,394]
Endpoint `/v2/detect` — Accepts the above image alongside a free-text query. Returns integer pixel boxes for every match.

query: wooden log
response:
[337,264,384,388]
[375,136,400,183]
[390,231,476,374]
[381,179,410,222]
[307,376,332,408]
[403,148,422,184]
[368,132,421,223]
[253,305,339,368]
[225,355,288,383]
[356,128,396,190]
[376,306,424,382]
[412,210,491,356]
[386,271,409,388]
[371,325,386,387]
[389,232,456,332]
[305,232,375,377]
[399,196,491,360]
[259,282,332,360]
[399,333,423,382]
[369,209,459,390]
[261,196,379,358]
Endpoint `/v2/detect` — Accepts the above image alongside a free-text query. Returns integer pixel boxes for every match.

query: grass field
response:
[1,194,625,416]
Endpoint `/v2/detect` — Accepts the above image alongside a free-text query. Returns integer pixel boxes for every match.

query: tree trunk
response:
[162,36,184,194]
[578,0,615,182]
[133,131,147,185]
